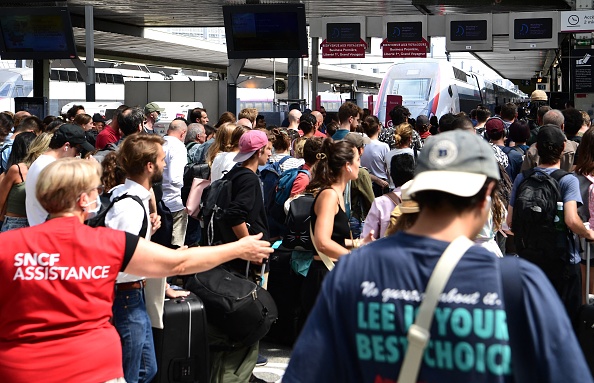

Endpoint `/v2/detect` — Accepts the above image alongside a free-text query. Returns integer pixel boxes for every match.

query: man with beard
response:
[105,134,188,383]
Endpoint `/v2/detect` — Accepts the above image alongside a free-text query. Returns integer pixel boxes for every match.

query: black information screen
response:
[387,22,423,42]
[326,23,361,43]
[514,18,553,40]
[450,20,488,41]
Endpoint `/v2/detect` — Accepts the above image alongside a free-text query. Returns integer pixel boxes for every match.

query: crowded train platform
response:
[1,96,594,382]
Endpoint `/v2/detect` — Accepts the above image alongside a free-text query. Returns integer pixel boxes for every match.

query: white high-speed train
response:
[374,59,526,125]
[0,66,209,116]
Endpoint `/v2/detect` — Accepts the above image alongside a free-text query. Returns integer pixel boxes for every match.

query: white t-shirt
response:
[211,151,238,182]
[162,136,187,213]
[25,154,56,226]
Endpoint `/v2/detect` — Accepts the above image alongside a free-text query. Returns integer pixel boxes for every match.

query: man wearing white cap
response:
[284,130,591,383]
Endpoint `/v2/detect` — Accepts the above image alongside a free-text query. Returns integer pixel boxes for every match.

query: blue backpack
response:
[275,167,311,206]
[260,156,290,211]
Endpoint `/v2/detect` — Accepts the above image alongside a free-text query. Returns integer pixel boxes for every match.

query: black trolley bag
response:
[152,292,209,383]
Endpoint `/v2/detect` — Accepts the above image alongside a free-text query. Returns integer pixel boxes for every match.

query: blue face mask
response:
[154,113,161,123]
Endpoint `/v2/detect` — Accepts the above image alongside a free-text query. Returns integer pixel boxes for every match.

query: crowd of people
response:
[1,92,594,382]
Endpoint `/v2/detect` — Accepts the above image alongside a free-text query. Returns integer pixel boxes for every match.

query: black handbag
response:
[185,263,278,348]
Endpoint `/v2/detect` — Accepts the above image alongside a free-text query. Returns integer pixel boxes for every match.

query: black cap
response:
[537,124,565,150]
[92,113,106,123]
[53,123,95,153]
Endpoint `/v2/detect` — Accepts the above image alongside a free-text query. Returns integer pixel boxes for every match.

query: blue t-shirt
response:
[284,232,591,383]
[510,167,582,263]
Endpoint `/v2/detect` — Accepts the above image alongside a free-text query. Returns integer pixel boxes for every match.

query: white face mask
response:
[484,196,492,213]
[83,194,102,220]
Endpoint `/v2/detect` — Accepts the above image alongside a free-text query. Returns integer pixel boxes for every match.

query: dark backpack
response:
[86,193,148,238]
[181,162,211,205]
[0,143,12,174]
[199,171,239,246]
[93,142,118,163]
[185,141,199,163]
[512,168,571,273]
[282,193,315,251]
[260,156,290,212]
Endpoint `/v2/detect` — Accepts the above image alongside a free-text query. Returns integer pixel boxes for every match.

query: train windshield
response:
[389,79,431,101]
[0,83,13,98]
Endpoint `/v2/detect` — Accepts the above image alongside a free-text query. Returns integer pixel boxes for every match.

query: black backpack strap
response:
[112,193,149,238]
[500,256,534,382]
[550,168,570,182]
[550,169,570,202]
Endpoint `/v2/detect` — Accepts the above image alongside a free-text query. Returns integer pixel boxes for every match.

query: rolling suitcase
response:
[152,292,209,383]
[576,237,594,377]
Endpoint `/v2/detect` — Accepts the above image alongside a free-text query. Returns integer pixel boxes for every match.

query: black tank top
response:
[310,188,351,248]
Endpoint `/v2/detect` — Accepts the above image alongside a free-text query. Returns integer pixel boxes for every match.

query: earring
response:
[64,146,69,152]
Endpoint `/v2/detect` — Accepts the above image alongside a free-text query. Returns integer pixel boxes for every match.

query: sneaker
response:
[256,354,268,367]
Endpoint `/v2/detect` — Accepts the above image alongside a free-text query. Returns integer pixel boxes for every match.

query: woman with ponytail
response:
[301,138,375,323]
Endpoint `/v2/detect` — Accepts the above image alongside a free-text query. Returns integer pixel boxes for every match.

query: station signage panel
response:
[560,10,594,33]
[326,23,360,43]
[321,17,367,59]
[509,12,559,50]
[446,14,492,52]
[571,49,594,93]
[514,18,552,40]
[387,22,423,42]
[381,16,428,58]
[450,20,488,41]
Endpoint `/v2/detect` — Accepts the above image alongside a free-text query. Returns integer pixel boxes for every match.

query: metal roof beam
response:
[70,14,145,38]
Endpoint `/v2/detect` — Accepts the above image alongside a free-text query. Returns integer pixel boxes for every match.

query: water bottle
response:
[554,201,566,249]
[554,202,565,231]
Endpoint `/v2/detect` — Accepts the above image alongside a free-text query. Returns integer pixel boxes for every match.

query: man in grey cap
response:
[144,102,165,134]
[284,130,591,383]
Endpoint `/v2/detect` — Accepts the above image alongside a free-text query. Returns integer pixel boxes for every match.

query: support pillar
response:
[311,37,319,110]
[227,59,246,116]
[287,58,303,108]
[85,5,96,102]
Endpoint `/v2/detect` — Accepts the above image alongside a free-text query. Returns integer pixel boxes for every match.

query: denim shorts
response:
[1,216,29,232]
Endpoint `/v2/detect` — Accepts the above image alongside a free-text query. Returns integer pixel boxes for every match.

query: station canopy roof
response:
[13,0,575,82]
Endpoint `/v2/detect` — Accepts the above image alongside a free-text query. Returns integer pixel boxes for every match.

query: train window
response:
[453,68,468,83]
[58,71,69,82]
[50,70,59,81]
[68,72,78,82]
[114,74,124,84]
[0,83,12,97]
[390,79,431,101]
